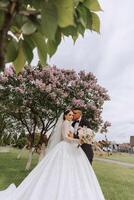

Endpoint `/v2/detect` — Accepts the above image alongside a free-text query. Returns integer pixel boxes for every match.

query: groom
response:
[72,108,94,165]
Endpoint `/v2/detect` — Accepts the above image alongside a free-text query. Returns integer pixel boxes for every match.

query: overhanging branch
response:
[0,0,19,71]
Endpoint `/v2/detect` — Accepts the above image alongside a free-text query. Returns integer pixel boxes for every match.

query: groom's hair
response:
[72,106,81,111]
[72,107,82,117]
[72,107,82,114]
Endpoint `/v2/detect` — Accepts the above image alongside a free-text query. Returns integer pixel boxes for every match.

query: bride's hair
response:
[63,109,72,120]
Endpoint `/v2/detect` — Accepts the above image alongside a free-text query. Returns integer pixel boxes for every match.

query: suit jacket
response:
[79,117,91,128]
[72,117,94,164]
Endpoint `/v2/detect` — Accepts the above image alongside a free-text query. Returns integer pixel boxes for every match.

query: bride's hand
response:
[67,131,74,138]
[78,139,84,145]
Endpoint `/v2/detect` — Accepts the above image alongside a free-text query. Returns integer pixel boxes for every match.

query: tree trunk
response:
[17,145,27,159]
[25,147,35,171]
[25,134,35,170]
[38,143,46,163]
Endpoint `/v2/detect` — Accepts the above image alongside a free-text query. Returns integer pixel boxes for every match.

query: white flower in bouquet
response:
[78,126,95,145]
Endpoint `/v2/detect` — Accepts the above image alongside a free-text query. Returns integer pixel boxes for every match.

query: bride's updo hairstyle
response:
[63,109,72,120]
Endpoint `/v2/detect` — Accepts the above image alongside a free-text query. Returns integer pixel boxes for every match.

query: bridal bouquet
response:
[78,126,95,145]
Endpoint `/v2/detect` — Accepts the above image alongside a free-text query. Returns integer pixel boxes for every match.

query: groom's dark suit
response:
[72,117,94,165]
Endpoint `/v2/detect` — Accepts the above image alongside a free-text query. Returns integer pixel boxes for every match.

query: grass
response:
[0,148,134,200]
[93,161,134,200]
[0,148,38,189]
[96,152,134,164]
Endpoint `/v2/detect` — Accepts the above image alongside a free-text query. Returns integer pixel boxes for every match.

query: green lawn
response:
[97,152,134,164]
[0,148,38,189]
[0,148,134,200]
[93,161,134,200]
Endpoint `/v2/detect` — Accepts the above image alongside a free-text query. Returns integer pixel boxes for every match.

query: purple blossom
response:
[4,66,14,77]
[45,84,52,93]
[78,91,85,98]
[15,87,24,94]
[17,74,23,82]
[0,76,8,83]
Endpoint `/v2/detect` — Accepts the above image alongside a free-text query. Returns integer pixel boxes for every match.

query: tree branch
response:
[0,0,19,71]
[39,116,45,135]
[18,113,31,135]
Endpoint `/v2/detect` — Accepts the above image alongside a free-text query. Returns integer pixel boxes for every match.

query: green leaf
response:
[31,32,47,65]
[22,40,34,64]
[84,0,102,12]
[41,1,58,40]
[12,15,27,29]
[74,0,84,7]
[77,23,85,36]
[77,4,88,28]
[86,10,92,30]
[61,26,77,37]
[23,35,35,50]
[6,39,18,62]
[72,33,79,43]
[75,4,92,32]
[47,40,57,58]
[54,0,74,27]
[0,11,4,29]
[22,21,37,35]
[14,44,26,73]
[11,25,20,34]
[91,12,100,33]
[61,25,78,42]
[47,29,61,57]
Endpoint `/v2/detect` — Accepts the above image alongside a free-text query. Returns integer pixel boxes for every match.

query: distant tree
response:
[0,112,6,142]
[0,112,23,146]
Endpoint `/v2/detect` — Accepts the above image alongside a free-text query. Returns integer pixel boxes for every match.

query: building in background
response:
[130,136,134,146]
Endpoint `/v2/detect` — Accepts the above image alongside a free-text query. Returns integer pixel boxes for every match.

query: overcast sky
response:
[33,0,134,143]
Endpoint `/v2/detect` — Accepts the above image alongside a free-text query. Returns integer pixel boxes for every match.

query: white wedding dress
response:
[0,120,105,200]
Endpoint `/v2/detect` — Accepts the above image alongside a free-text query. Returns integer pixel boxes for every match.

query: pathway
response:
[95,157,134,168]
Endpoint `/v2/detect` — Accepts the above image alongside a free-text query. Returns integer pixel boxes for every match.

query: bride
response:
[0,109,106,200]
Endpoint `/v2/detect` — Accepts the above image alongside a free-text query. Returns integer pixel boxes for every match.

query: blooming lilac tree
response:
[0,65,110,169]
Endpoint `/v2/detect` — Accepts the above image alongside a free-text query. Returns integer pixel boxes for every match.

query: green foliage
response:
[41,1,58,40]
[84,0,102,12]
[31,32,47,65]
[0,10,5,28]
[15,137,27,149]
[0,133,11,146]
[55,0,74,27]
[91,12,100,33]
[14,44,26,74]
[0,0,102,72]
[6,39,19,62]
[21,21,37,35]
[22,40,34,64]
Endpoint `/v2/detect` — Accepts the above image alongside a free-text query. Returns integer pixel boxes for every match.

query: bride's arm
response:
[62,122,80,144]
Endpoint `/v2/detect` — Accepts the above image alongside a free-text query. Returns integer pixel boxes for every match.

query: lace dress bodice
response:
[61,120,79,144]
